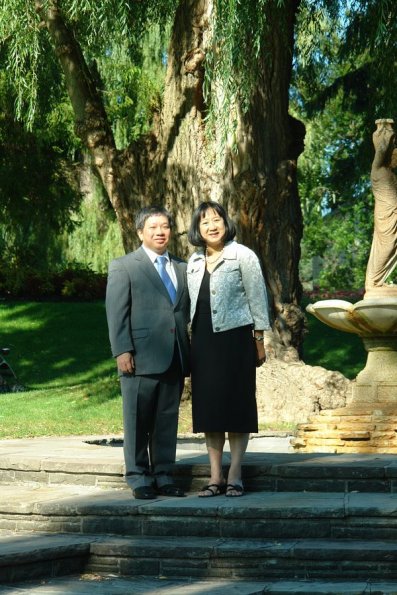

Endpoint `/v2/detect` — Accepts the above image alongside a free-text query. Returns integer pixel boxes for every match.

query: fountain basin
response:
[306,298,397,336]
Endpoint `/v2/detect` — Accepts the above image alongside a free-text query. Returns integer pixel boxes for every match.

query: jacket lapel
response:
[135,247,171,300]
[135,247,184,307]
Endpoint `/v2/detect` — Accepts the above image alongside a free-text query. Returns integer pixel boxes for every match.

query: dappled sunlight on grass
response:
[0,301,124,437]
[52,358,78,369]
[0,301,45,328]
[0,301,113,388]
[0,299,369,438]
[0,378,123,439]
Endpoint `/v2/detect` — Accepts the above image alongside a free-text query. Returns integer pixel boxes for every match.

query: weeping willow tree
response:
[4,0,392,356]
[0,0,307,356]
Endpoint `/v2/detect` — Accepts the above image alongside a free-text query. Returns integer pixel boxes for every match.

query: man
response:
[106,206,190,499]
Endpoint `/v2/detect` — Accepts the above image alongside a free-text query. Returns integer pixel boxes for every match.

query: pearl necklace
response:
[205,248,224,264]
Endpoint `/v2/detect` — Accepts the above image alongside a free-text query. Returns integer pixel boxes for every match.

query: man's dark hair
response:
[135,206,174,231]
[188,201,236,247]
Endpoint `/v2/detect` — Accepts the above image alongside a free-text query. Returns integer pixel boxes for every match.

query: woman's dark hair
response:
[188,201,236,247]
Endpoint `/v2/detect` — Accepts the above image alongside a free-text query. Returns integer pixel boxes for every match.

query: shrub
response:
[0,263,107,300]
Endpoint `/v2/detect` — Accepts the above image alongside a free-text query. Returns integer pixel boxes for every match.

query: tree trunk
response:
[229,0,305,355]
[156,0,306,356]
[39,0,305,357]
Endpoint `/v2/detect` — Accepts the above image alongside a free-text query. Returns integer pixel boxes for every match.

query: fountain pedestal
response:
[292,296,397,453]
[293,118,397,453]
[353,336,397,403]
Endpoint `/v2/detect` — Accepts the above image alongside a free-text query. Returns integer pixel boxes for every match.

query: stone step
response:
[2,446,397,494]
[2,533,397,584]
[1,484,397,540]
[86,535,397,581]
[3,437,397,591]
[0,533,91,585]
[5,575,397,594]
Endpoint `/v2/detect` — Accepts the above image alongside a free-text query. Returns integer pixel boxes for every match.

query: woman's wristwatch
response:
[254,334,264,342]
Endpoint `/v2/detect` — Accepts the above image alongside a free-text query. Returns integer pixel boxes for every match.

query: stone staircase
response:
[1,442,397,593]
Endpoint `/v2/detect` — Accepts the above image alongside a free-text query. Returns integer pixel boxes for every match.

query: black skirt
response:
[191,269,258,433]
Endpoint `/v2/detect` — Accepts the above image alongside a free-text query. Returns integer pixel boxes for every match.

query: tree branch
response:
[34,0,114,153]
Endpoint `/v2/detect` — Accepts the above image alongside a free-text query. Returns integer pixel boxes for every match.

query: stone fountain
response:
[293,119,397,453]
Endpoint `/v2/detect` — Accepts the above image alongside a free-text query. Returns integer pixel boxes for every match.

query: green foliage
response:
[296,90,374,290]
[2,0,397,300]
[0,11,169,277]
[0,262,107,300]
[315,204,372,291]
[0,1,41,127]
[62,174,124,273]
[293,1,397,291]
[96,25,170,147]
[0,71,82,274]
[204,0,287,153]
[342,0,397,117]
[0,0,176,130]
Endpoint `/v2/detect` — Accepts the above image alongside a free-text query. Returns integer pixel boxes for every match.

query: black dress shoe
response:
[132,486,157,500]
[156,484,185,497]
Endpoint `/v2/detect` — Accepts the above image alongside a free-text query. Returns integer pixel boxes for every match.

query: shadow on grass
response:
[1,299,367,393]
[0,301,114,388]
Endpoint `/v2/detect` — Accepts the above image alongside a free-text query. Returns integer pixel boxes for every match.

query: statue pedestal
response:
[293,298,397,453]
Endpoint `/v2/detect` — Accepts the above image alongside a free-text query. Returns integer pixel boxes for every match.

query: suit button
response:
[215,327,220,331]
[213,309,217,314]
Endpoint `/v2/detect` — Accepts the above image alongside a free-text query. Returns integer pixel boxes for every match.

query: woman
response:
[187,201,270,497]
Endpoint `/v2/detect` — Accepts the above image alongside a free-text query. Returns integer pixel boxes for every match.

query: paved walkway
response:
[0,432,293,462]
[0,433,295,490]
[3,576,397,594]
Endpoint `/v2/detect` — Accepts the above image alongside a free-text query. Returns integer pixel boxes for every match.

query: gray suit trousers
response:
[120,345,183,489]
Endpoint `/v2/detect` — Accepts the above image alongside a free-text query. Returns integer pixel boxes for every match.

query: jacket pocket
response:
[131,328,149,339]
[217,262,240,274]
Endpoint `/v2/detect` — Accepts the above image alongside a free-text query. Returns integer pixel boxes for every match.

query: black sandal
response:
[225,483,244,497]
[198,483,226,497]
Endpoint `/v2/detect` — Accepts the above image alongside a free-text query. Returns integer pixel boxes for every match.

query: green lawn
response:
[0,301,123,438]
[0,299,367,439]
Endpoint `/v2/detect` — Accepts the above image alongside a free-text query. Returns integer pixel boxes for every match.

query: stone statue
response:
[365,118,397,295]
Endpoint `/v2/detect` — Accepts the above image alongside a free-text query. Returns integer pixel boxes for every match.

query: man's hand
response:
[116,352,135,374]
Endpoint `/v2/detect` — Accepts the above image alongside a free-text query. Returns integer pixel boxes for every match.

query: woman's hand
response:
[255,341,266,366]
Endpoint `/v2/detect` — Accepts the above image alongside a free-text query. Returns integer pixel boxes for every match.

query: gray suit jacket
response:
[106,247,190,377]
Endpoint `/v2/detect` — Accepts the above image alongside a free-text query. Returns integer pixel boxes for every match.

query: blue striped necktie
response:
[156,256,177,304]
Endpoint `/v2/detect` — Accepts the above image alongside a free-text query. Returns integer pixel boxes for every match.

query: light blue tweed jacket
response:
[187,240,270,333]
